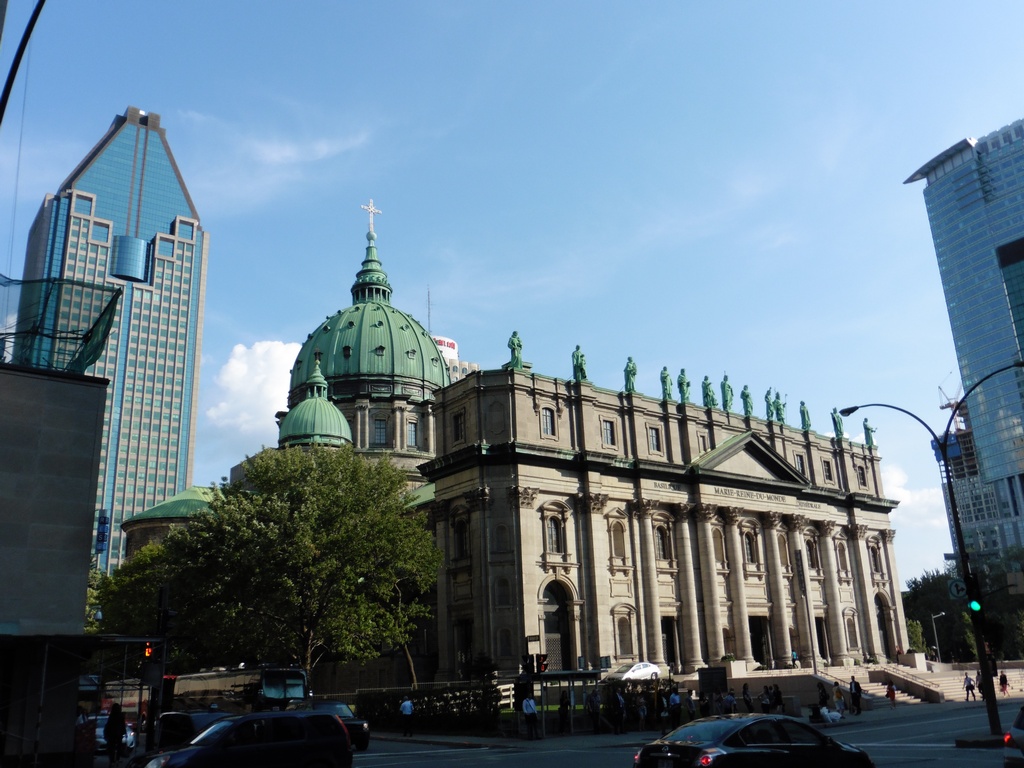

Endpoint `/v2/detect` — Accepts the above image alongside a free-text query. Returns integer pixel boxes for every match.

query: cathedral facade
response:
[419,367,906,677]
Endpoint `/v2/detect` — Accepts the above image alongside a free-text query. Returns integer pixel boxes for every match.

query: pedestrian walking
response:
[400,695,414,736]
[658,689,670,736]
[636,692,648,731]
[684,689,696,722]
[1001,672,1010,697]
[668,688,682,730]
[104,703,127,768]
[559,690,571,733]
[849,676,862,715]
[741,683,754,713]
[759,685,771,714]
[885,681,897,710]
[586,688,602,735]
[964,672,977,701]
[522,693,540,740]
[833,681,846,717]
[771,684,783,714]
[614,689,627,734]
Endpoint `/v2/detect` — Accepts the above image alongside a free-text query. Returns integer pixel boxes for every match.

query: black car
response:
[156,710,232,749]
[632,714,875,768]
[126,710,352,768]
[286,699,370,751]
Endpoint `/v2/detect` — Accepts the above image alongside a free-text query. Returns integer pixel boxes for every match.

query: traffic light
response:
[535,653,548,673]
[521,654,534,675]
[144,642,154,658]
[969,597,983,613]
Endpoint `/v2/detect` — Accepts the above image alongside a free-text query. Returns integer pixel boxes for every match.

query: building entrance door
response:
[542,582,571,670]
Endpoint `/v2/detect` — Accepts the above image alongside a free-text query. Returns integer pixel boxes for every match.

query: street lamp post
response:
[841,358,1024,737]
[930,611,944,664]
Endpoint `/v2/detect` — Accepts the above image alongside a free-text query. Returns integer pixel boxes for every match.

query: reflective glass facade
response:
[21,107,207,571]
[910,119,1024,555]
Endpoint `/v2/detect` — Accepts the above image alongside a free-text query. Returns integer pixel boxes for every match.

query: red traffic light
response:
[144,642,153,658]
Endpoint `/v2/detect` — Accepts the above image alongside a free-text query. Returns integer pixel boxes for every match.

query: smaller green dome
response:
[279,360,352,448]
[125,486,216,525]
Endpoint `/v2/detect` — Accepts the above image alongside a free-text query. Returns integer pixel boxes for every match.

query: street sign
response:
[948,578,967,600]
[525,634,540,642]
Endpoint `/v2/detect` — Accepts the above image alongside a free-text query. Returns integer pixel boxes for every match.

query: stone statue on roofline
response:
[702,376,718,409]
[624,357,637,393]
[661,367,673,401]
[740,385,753,417]
[721,374,734,412]
[572,345,587,382]
[678,369,690,403]
[831,407,844,439]
[508,331,523,370]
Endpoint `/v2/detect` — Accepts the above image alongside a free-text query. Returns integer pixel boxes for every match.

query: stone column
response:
[817,520,850,664]
[354,401,369,448]
[722,507,753,663]
[393,402,406,450]
[425,402,435,454]
[762,511,792,667]
[694,504,726,661]
[787,514,817,665]
[850,524,882,660]
[881,529,907,653]
[635,499,665,664]
[674,504,705,670]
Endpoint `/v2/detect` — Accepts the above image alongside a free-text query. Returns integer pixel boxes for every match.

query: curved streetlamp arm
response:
[839,402,941,446]
[942,360,1024,442]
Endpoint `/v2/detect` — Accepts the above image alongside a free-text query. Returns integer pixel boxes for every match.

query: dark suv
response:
[129,710,352,768]
[288,700,370,751]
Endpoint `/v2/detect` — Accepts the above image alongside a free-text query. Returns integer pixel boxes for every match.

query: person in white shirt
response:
[522,694,540,740]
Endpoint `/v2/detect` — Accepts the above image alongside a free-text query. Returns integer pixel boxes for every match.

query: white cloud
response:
[205,340,300,435]
[882,463,951,585]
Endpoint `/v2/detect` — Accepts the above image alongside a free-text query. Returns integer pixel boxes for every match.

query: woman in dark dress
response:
[104,703,127,768]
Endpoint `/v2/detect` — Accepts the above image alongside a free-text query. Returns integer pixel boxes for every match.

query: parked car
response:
[156,710,232,749]
[632,714,875,767]
[91,715,136,756]
[1005,704,1024,767]
[603,662,660,682]
[126,710,352,768]
[290,700,370,751]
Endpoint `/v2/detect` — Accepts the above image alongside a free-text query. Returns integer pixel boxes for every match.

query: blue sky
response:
[3,1,1022,587]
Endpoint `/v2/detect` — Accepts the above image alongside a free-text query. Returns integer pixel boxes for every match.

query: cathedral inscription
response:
[711,487,787,504]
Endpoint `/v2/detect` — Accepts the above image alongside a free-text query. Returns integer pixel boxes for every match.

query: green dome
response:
[279,360,352,447]
[289,229,450,404]
[123,486,215,525]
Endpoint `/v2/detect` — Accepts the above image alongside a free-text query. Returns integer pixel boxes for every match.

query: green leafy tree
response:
[906,619,925,653]
[162,445,442,672]
[94,544,168,636]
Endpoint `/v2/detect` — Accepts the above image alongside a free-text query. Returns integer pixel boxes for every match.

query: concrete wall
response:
[0,365,107,635]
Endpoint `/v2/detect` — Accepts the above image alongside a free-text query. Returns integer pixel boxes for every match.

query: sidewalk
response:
[374,695,1016,751]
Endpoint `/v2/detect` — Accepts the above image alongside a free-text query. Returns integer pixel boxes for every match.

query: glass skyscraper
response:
[907,118,1024,555]
[21,107,207,570]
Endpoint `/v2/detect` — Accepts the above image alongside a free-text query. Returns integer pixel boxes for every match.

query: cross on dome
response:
[361,199,382,232]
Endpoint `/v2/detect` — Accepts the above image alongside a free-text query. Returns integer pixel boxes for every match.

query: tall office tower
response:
[21,107,208,570]
[907,119,1024,556]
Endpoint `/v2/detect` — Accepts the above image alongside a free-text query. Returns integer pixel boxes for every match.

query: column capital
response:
[849,523,869,540]
[762,511,784,530]
[507,486,536,508]
[881,528,896,543]
[576,492,609,514]
[720,506,742,525]
[629,497,657,519]
[787,513,808,531]
[693,503,718,523]
[818,520,837,538]
[469,486,491,509]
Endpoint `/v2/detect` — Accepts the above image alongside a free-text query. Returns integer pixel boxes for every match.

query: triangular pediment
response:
[690,431,806,485]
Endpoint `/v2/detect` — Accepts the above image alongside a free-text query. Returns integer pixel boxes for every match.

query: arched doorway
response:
[874,594,892,659]
[542,582,572,671]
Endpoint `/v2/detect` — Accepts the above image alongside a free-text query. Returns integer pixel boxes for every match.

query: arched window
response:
[617,615,634,656]
[495,524,510,553]
[495,577,511,606]
[541,407,556,436]
[498,628,512,657]
[846,617,859,649]
[836,541,849,572]
[805,538,819,569]
[744,531,758,564]
[547,517,564,554]
[611,522,626,559]
[655,525,670,560]
[453,519,468,560]
[869,544,882,573]
[713,528,726,564]
[778,534,790,567]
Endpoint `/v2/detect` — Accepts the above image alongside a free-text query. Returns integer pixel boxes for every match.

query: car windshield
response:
[191,718,236,745]
[313,702,355,718]
[613,665,635,674]
[665,719,738,744]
